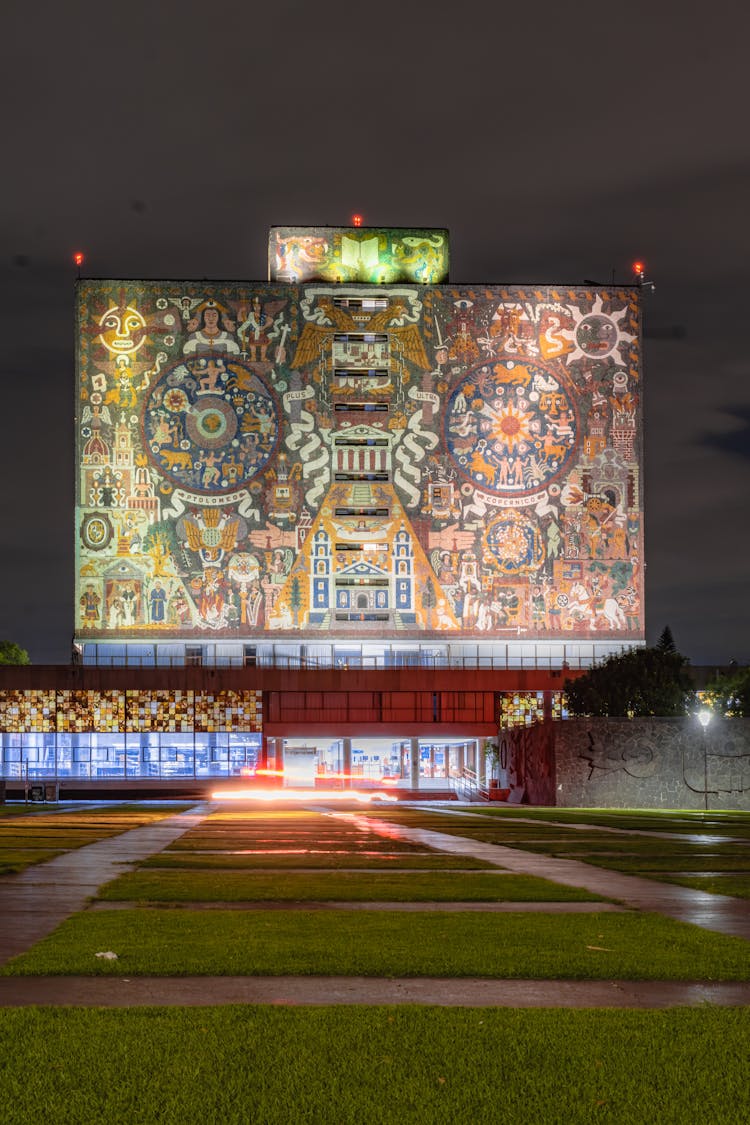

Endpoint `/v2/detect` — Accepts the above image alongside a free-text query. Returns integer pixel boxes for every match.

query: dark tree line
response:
[564,627,693,717]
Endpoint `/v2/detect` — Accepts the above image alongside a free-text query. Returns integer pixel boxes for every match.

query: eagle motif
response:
[179,508,244,563]
[291,298,431,372]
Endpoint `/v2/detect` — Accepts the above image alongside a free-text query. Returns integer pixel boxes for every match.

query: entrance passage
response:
[265,736,483,792]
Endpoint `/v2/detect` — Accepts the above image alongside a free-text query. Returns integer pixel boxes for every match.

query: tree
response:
[289,577,302,628]
[564,645,693,717]
[0,640,30,665]
[422,578,436,628]
[702,667,750,717]
[656,625,676,653]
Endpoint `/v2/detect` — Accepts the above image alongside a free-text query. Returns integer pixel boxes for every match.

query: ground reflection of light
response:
[316,771,398,785]
[213,848,414,856]
[210,788,398,804]
[323,812,413,841]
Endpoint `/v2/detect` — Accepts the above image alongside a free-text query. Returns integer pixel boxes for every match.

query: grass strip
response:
[651,874,750,899]
[0,849,65,875]
[168,839,433,854]
[96,870,604,903]
[0,806,197,873]
[141,852,494,870]
[358,809,750,863]
[0,1006,747,1124]
[461,806,750,836]
[594,856,750,872]
[3,909,749,980]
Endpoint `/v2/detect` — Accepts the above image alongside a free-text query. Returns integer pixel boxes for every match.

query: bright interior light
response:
[210,787,398,804]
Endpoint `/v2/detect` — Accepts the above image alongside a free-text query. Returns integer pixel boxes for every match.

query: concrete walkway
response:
[0,806,208,965]
[1,975,749,1009]
[327,811,750,940]
[89,899,628,913]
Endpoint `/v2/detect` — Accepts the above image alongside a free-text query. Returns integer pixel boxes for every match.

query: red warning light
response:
[74,252,84,267]
[352,214,363,228]
[632,260,644,276]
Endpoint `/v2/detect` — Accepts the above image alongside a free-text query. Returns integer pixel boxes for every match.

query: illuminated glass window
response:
[334,403,389,413]
[333,297,388,312]
[333,333,389,372]
[497,692,545,728]
[334,472,389,482]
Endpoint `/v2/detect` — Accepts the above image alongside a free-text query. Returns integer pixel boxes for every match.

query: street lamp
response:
[697,709,712,812]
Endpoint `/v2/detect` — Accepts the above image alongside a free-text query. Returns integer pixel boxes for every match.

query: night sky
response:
[3,1,749,665]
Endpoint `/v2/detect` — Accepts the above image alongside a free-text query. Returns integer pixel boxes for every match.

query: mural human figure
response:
[80,584,100,627]
[120,584,137,626]
[183,305,239,355]
[149,580,167,624]
[108,596,124,629]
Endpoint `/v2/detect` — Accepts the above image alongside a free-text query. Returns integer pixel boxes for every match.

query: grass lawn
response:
[654,874,750,899]
[0,1006,747,1124]
[358,807,750,896]
[142,851,495,870]
[0,848,65,875]
[0,804,196,874]
[3,909,749,980]
[463,807,750,836]
[95,869,605,903]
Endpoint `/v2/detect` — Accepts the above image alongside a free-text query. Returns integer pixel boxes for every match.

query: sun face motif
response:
[163,388,189,412]
[98,306,147,355]
[491,401,533,451]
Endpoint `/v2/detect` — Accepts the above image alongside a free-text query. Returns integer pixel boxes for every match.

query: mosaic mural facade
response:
[269,227,449,284]
[75,272,643,645]
[0,690,262,733]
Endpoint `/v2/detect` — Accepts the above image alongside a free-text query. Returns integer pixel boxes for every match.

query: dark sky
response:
[2,0,749,665]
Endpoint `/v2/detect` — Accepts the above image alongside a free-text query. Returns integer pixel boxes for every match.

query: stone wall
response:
[505,718,750,810]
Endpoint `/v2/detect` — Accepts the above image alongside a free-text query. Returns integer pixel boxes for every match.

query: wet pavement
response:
[1,975,748,1009]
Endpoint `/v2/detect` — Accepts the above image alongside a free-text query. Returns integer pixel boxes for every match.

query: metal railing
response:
[451,768,483,801]
[77,647,638,671]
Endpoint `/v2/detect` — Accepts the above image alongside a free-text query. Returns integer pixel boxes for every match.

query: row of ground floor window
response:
[0,734,488,785]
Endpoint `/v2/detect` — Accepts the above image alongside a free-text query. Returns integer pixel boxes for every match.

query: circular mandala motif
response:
[576,314,617,356]
[483,510,545,574]
[185,396,238,448]
[142,356,278,495]
[444,359,578,496]
[81,513,113,552]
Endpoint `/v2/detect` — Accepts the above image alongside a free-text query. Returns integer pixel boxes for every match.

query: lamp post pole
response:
[697,710,712,813]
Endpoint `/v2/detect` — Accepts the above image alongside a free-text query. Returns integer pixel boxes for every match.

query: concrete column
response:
[266,737,285,777]
[444,744,450,779]
[410,737,420,789]
[342,737,352,788]
[429,745,436,778]
[457,743,465,774]
[476,739,486,786]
